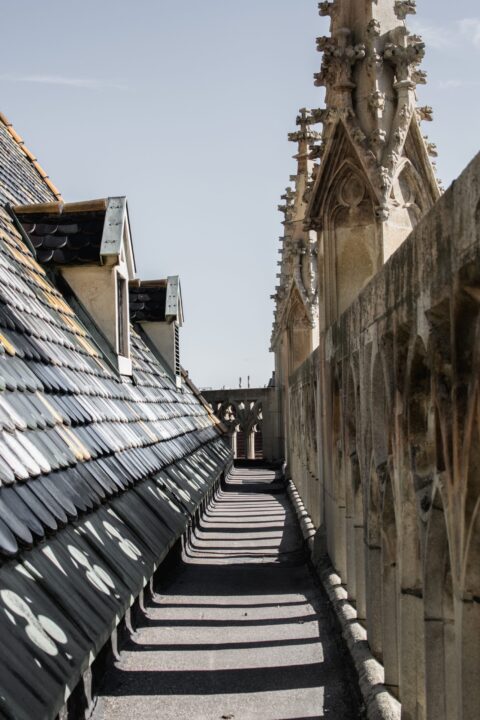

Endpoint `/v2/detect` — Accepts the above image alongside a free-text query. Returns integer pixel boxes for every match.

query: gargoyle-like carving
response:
[394,1,417,20]
[412,69,427,85]
[309,142,326,160]
[417,105,433,122]
[308,107,337,126]
[366,19,381,38]
[369,129,387,150]
[318,1,336,17]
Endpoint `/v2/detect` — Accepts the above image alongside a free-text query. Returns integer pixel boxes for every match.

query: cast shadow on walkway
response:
[93,467,364,720]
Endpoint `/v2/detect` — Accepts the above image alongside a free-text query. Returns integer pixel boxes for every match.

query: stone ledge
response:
[286,478,401,720]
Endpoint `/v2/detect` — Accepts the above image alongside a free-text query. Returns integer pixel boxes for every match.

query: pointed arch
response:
[285,284,313,376]
[311,122,380,325]
[326,158,379,320]
[424,490,458,720]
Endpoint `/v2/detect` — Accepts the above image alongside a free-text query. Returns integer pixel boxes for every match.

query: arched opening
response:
[424,491,457,720]
[381,477,400,696]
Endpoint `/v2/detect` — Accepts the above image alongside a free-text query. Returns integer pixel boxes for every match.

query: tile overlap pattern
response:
[129,283,167,322]
[0,126,231,719]
[15,208,106,265]
[0,121,59,206]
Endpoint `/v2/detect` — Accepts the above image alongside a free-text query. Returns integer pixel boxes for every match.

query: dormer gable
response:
[13,196,137,375]
[129,276,184,386]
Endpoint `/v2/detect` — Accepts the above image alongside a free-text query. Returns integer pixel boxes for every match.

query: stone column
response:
[229,431,237,459]
[246,431,256,460]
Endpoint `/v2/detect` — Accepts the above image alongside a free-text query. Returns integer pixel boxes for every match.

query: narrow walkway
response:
[93,468,362,720]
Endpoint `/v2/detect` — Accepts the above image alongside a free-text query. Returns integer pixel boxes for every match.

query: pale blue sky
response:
[1,1,478,388]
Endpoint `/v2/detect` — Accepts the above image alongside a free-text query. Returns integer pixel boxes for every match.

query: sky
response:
[0,1,479,389]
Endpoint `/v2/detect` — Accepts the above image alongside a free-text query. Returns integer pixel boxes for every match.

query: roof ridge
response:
[0,111,63,202]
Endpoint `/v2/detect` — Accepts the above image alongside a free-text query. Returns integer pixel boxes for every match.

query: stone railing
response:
[202,387,281,463]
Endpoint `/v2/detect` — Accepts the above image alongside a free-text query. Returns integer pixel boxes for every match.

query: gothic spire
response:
[309,0,440,220]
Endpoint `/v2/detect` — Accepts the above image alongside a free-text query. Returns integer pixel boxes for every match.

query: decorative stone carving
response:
[318,1,337,17]
[417,105,433,122]
[369,128,387,151]
[384,29,425,85]
[271,107,320,354]
[412,68,427,84]
[315,30,366,93]
[369,90,386,115]
[366,19,381,39]
[424,138,438,157]
[394,0,417,20]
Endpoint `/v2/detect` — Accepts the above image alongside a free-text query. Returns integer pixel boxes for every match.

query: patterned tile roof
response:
[14,200,106,265]
[0,116,232,719]
[0,113,62,206]
[129,280,168,322]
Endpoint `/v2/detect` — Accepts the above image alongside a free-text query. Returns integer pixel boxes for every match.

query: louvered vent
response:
[174,323,180,377]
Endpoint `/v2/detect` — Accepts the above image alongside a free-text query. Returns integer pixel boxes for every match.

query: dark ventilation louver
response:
[174,323,180,377]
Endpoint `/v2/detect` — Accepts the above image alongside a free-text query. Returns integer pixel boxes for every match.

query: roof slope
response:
[0,115,61,206]
[0,122,231,719]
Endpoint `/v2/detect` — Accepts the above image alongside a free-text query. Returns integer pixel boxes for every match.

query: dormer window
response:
[129,276,184,387]
[13,197,137,376]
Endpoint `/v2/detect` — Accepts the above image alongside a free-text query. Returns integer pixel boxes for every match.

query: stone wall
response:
[287,348,321,527]
[287,153,480,720]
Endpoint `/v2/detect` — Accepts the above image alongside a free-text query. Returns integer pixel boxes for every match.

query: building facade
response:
[272,2,480,719]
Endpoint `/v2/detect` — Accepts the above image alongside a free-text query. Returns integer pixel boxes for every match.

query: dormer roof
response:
[13,196,137,277]
[130,276,183,325]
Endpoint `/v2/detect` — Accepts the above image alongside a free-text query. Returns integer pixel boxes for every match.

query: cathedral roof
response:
[0,113,231,720]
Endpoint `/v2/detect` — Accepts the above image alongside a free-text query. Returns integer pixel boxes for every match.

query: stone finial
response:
[384,29,425,85]
[315,30,366,91]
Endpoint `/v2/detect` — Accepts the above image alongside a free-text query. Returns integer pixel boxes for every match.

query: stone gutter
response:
[286,478,401,720]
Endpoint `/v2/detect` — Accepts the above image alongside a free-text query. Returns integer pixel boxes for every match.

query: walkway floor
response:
[93,467,363,720]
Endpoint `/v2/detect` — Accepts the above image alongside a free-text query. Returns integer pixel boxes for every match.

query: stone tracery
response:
[270,2,480,718]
